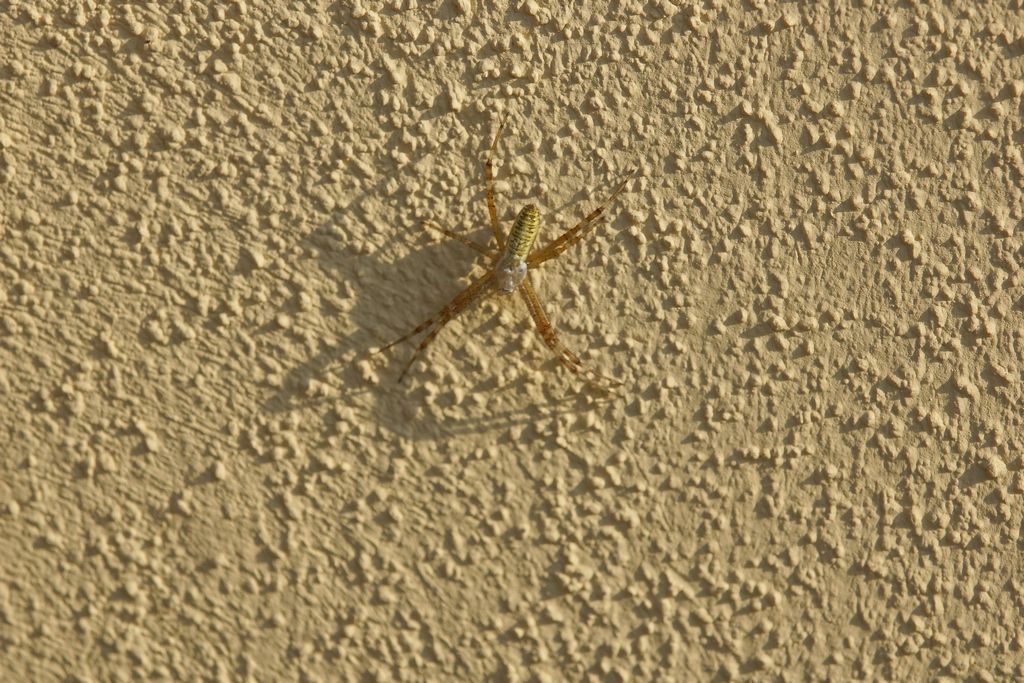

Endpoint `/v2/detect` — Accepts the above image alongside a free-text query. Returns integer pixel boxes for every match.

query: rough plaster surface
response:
[2,1,1024,681]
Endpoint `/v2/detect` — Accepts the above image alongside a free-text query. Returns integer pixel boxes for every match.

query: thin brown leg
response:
[387,273,496,383]
[377,273,493,355]
[422,220,495,257]
[517,275,621,389]
[527,170,635,268]
[518,277,582,374]
[484,116,508,251]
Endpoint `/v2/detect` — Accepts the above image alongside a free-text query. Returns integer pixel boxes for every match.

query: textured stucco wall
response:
[2,1,1024,681]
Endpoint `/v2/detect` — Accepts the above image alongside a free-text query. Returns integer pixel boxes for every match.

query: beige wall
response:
[1,1,1022,680]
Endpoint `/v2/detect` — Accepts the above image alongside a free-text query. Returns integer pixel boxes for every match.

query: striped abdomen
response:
[505,204,540,262]
[494,205,540,293]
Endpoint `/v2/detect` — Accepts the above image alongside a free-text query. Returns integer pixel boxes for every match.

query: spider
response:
[375,117,633,388]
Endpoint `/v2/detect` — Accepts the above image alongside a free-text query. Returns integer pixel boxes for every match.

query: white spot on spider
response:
[496,255,527,293]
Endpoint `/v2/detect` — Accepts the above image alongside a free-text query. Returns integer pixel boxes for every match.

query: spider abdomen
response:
[506,204,540,263]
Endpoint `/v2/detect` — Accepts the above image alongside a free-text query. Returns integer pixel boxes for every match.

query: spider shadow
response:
[261,202,609,441]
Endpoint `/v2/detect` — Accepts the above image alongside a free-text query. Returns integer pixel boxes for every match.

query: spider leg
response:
[384,273,496,383]
[484,116,508,251]
[517,275,622,390]
[527,170,635,268]
[376,273,492,356]
[518,276,582,374]
[422,220,495,257]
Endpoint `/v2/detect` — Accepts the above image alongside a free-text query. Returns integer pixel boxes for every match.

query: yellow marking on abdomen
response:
[505,205,540,262]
